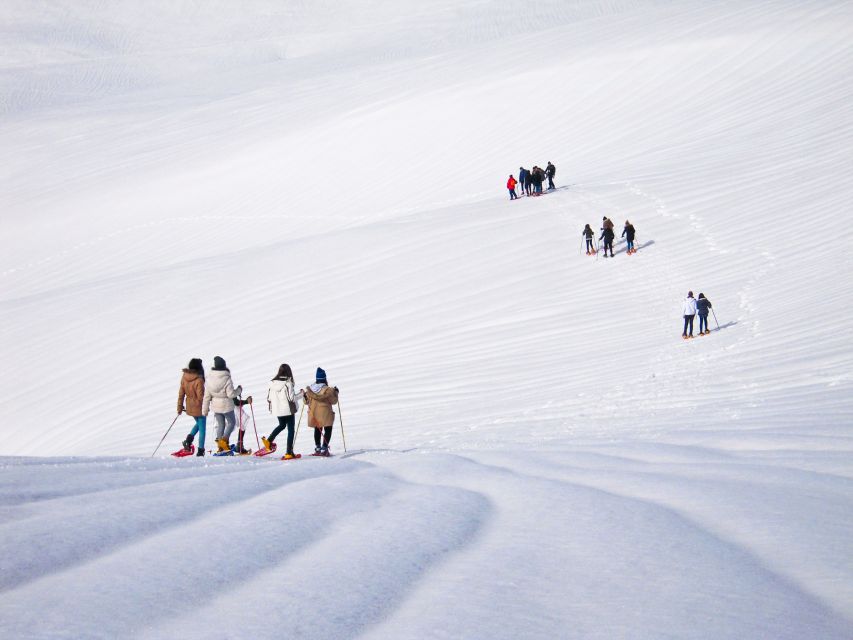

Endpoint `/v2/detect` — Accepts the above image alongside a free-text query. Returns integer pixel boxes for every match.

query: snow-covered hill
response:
[1,1,852,638]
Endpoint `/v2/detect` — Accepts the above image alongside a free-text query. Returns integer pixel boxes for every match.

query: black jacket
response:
[622,224,635,241]
[697,298,712,314]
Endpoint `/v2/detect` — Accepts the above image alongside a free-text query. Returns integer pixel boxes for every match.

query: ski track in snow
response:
[2,0,853,638]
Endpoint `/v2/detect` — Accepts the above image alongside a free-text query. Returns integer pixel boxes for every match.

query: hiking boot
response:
[320,445,330,457]
[216,438,229,452]
[261,436,271,451]
[182,434,194,452]
[196,447,205,457]
[314,446,322,454]
[283,452,297,460]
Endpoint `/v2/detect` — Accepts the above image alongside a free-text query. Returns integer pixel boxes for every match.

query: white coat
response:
[203,369,242,415]
[267,378,301,417]
[682,297,697,316]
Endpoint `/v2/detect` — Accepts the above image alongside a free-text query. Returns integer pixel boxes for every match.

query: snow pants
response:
[214,410,236,441]
[698,313,709,333]
[547,175,555,190]
[683,314,695,336]
[189,416,207,448]
[585,237,594,252]
[270,415,295,454]
[314,426,333,448]
[509,188,517,200]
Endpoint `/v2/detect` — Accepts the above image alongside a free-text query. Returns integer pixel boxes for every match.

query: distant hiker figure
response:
[546,162,556,190]
[262,363,303,459]
[682,291,698,339]
[531,166,544,195]
[600,217,615,257]
[303,367,339,456]
[696,293,713,335]
[519,167,531,196]
[203,356,247,454]
[507,174,518,200]
[622,220,636,254]
[583,224,595,254]
[178,358,206,456]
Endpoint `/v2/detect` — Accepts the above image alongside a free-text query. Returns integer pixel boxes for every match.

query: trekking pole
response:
[152,414,180,457]
[579,236,583,256]
[711,308,720,330]
[338,400,347,453]
[294,403,305,442]
[248,399,261,451]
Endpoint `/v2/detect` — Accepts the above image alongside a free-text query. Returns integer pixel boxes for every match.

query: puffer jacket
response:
[203,368,241,415]
[696,298,712,314]
[683,297,698,316]
[178,369,205,417]
[267,378,300,417]
[306,383,339,428]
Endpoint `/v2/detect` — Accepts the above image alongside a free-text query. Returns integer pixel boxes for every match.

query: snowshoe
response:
[253,443,277,457]
[172,445,195,457]
[281,452,302,461]
[214,444,236,457]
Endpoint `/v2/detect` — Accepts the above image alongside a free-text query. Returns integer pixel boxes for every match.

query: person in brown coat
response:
[303,367,339,456]
[177,358,207,456]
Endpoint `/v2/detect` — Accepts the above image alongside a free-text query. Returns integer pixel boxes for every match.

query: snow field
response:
[1,0,853,638]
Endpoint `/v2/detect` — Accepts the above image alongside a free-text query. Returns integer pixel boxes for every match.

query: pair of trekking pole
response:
[293,398,347,452]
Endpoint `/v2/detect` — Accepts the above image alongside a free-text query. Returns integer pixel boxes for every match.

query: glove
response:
[246,396,253,405]
[177,407,183,415]
[235,385,243,397]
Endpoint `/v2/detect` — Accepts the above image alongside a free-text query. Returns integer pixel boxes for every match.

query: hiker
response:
[682,291,698,339]
[303,367,339,456]
[262,363,303,459]
[518,167,529,196]
[531,167,543,194]
[582,224,595,254]
[507,174,518,200]
[546,162,556,190]
[178,358,207,456]
[696,293,713,335]
[622,220,636,254]
[600,218,615,257]
[203,356,246,454]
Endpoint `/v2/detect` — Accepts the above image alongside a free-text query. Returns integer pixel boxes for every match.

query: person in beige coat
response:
[178,358,207,456]
[203,356,245,453]
[304,367,339,456]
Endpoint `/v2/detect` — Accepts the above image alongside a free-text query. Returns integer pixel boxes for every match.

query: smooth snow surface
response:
[2,1,852,638]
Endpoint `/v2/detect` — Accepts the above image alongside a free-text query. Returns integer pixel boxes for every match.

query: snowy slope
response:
[1,1,852,638]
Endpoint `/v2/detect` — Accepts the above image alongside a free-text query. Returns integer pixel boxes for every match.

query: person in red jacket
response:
[507,174,518,200]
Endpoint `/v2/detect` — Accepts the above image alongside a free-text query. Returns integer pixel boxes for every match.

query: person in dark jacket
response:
[582,224,595,254]
[546,162,556,190]
[518,167,529,196]
[696,293,713,335]
[531,167,543,195]
[600,226,615,257]
[622,220,636,254]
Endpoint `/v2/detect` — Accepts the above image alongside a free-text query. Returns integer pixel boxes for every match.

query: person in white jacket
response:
[261,363,303,459]
[682,291,698,339]
[203,356,245,452]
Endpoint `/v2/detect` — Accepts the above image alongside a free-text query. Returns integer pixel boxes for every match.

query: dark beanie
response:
[316,367,327,383]
[214,356,227,369]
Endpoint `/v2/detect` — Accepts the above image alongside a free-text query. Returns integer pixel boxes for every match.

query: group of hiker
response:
[583,217,637,257]
[176,357,339,457]
[681,292,714,338]
[507,162,556,198]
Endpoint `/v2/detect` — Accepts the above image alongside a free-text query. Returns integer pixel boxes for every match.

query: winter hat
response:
[187,358,203,372]
[213,356,227,370]
[698,293,705,299]
[687,291,694,297]
[316,367,327,383]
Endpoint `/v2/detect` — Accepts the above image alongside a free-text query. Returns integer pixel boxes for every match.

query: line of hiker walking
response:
[176,358,339,457]
[508,162,556,198]
[681,292,714,339]
[582,218,637,257]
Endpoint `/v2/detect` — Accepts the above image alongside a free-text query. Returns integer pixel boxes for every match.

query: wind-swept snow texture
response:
[1,1,852,638]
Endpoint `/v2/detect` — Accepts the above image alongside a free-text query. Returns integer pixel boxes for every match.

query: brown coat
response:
[178,369,205,417]
[305,385,339,428]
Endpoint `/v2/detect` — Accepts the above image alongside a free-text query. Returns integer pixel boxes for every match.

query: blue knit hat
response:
[316,367,327,383]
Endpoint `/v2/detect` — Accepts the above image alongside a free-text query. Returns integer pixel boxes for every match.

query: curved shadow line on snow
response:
[0,459,369,594]
[446,451,853,629]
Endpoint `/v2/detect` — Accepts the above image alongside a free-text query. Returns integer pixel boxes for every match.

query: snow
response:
[1,0,852,637]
